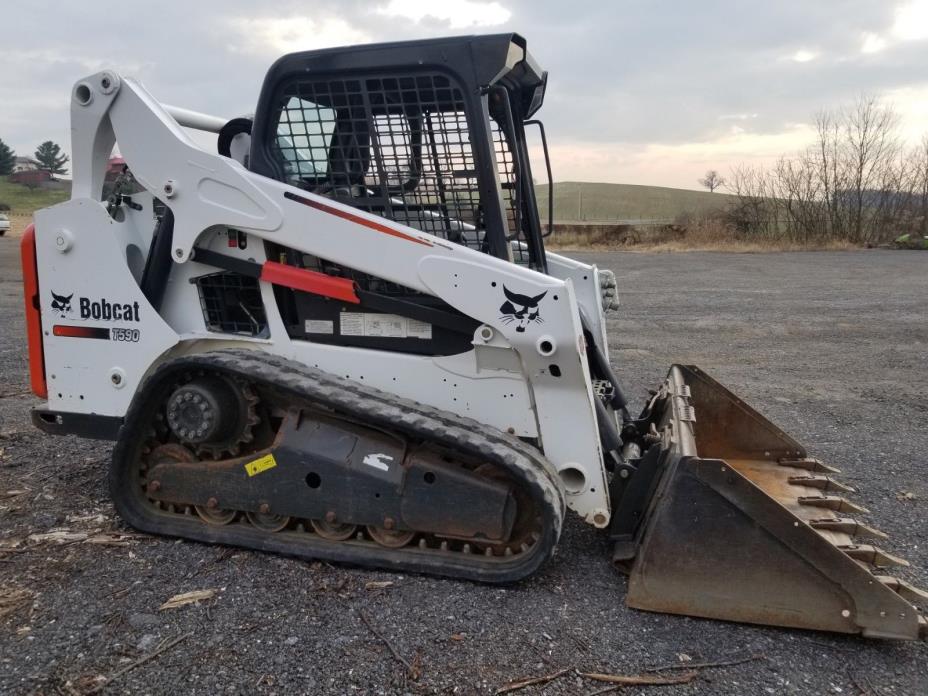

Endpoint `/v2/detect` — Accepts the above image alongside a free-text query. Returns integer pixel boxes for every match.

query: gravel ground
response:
[1,238,925,695]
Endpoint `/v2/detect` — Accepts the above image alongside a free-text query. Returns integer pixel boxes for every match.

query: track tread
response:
[110,349,566,583]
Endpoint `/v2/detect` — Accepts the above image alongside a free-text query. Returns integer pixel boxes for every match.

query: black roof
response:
[260,33,547,117]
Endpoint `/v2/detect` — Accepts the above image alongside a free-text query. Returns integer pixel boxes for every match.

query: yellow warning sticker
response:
[244,453,277,477]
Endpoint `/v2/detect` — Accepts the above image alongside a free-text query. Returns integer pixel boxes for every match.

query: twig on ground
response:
[159,588,217,610]
[495,667,572,694]
[88,631,193,693]
[0,390,32,399]
[497,651,766,695]
[580,670,698,690]
[357,609,418,680]
[849,671,883,696]
[642,653,765,673]
[0,587,35,620]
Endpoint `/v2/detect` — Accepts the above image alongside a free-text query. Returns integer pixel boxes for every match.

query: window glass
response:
[275,97,337,181]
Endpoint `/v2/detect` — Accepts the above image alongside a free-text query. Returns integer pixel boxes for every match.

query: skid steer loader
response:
[21,34,926,640]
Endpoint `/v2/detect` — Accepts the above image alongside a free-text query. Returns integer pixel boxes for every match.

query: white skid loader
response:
[21,34,927,640]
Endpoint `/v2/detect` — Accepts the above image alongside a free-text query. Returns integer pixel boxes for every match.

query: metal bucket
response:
[619,365,927,640]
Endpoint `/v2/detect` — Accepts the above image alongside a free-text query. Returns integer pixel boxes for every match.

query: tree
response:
[699,170,725,192]
[0,138,14,176]
[34,140,69,175]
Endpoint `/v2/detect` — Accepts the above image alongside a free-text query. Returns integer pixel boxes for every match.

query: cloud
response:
[855,1,928,56]
[790,49,820,63]
[892,0,928,41]
[538,122,817,190]
[377,0,511,28]
[228,16,372,56]
[861,32,888,54]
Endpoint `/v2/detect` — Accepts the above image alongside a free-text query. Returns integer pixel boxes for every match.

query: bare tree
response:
[699,170,726,193]
[915,136,928,234]
[812,109,845,239]
[727,164,776,238]
[842,95,901,243]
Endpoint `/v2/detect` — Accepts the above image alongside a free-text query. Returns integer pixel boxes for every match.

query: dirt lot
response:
[1,238,925,695]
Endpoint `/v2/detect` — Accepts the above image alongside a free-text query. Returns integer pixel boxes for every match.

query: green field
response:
[535,181,735,223]
[0,175,734,227]
[0,176,70,214]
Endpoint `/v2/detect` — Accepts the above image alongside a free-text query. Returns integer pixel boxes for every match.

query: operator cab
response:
[248,34,552,273]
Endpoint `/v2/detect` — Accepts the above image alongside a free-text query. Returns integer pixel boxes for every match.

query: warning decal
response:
[338,313,432,340]
[244,453,277,477]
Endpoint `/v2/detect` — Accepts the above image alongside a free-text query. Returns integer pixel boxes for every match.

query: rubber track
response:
[110,349,566,583]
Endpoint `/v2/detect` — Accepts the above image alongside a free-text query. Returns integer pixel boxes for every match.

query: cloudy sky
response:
[4,0,928,189]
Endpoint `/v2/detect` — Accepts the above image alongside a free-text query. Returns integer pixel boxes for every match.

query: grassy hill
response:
[0,176,70,214]
[535,181,735,223]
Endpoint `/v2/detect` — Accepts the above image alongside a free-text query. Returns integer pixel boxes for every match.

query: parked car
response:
[0,213,10,236]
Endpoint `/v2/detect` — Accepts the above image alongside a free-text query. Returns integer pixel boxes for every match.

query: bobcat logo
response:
[50,291,73,317]
[499,286,546,332]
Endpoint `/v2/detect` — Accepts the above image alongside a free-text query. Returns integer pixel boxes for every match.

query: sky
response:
[3,0,928,190]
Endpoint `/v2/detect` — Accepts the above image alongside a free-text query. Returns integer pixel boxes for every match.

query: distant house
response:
[12,157,40,173]
[107,156,127,176]
[10,169,54,187]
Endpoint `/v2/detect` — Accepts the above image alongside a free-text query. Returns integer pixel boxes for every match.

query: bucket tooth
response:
[788,475,855,493]
[809,517,889,540]
[876,576,928,605]
[779,457,841,474]
[838,544,909,568]
[798,495,868,515]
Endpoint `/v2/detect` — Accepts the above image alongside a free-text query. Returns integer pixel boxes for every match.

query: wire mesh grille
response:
[272,71,525,260]
[196,272,268,336]
[491,118,528,263]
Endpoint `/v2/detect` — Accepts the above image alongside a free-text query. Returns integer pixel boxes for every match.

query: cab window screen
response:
[271,73,494,253]
[275,97,337,180]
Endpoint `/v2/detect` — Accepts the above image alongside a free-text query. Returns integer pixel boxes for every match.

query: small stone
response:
[127,613,160,630]
[34,512,61,529]
[285,636,299,646]
[137,634,159,652]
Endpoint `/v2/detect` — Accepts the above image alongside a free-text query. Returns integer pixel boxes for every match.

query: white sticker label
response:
[339,313,366,336]
[363,453,394,471]
[365,314,406,338]
[304,319,334,334]
[406,319,432,339]
[338,313,432,340]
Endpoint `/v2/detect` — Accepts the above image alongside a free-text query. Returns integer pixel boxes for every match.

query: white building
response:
[13,157,40,173]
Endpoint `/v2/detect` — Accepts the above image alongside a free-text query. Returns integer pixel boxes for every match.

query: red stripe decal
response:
[20,224,47,398]
[261,262,361,304]
[284,191,434,247]
[53,325,111,339]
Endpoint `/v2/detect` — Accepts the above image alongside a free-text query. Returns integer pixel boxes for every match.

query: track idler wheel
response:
[247,508,290,532]
[367,524,415,548]
[195,499,237,525]
[311,517,358,541]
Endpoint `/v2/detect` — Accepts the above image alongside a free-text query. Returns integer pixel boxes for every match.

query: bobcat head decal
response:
[50,291,73,317]
[499,286,547,332]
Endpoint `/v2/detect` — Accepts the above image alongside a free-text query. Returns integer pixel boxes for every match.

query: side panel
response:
[155,231,541,438]
[34,200,179,416]
[418,256,609,524]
